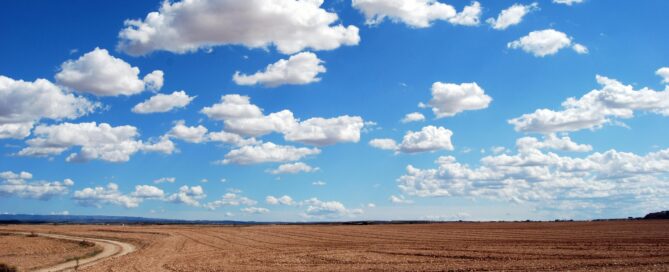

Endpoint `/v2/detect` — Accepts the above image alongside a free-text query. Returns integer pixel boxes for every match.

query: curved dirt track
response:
[28,232,136,272]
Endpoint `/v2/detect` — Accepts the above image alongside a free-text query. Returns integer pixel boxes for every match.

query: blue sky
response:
[1,0,668,221]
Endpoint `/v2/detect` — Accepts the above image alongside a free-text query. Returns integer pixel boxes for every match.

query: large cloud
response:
[0,76,97,139]
[55,48,163,96]
[508,29,587,57]
[397,135,669,214]
[369,125,454,153]
[509,74,669,134]
[233,52,326,87]
[18,122,175,162]
[165,185,206,207]
[425,82,491,118]
[0,171,73,200]
[266,195,294,205]
[201,94,365,146]
[352,0,481,28]
[486,3,538,30]
[117,0,360,56]
[73,183,141,208]
[132,91,195,114]
[221,142,320,165]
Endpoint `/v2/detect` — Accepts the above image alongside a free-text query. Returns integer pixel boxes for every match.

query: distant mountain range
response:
[0,211,667,225]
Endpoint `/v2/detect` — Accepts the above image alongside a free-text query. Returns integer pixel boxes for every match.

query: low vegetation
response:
[0,263,17,272]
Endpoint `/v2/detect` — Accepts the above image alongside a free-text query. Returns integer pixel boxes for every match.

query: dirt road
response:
[30,233,135,272]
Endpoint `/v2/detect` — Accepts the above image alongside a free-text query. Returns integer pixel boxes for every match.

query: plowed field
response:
[1,220,668,271]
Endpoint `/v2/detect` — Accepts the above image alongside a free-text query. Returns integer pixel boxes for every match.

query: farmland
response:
[1,220,668,271]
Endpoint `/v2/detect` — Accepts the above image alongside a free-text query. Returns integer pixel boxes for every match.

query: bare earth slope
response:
[0,233,99,271]
[1,220,668,271]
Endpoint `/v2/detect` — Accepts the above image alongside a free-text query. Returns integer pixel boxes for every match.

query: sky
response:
[1,0,668,221]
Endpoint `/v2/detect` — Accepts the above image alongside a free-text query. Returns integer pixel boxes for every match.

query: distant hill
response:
[644,211,669,219]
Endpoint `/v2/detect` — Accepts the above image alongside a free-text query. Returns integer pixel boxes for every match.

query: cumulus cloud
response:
[201,94,365,145]
[397,137,669,214]
[426,82,491,118]
[553,0,583,5]
[153,177,175,184]
[0,76,97,139]
[117,0,359,56]
[206,130,259,147]
[266,195,294,205]
[0,171,73,200]
[369,138,399,151]
[18,122,174,162]
[371,126,454,153]
[389,194,413,204]
[55,48,163,96]
[131,185,165,199]
[509,74,669,134]
[205,192,257,210]
[241,207,270,214]
[507,29,587,57]
[73,183,141,208]
[268,162,319,175]
[516,134,592,153]
[168,120,208,143]
[166,185,206,207]
[401,112,425,123]
[301,198,363,218]
[221,142,320,165]
[486,3,538,30]
[656,67,669,84]
[352,0,481,28]
[132,91,195,114]
[233,52,326,87]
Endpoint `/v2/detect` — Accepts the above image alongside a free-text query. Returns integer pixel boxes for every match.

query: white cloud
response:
[509,74,669,134]
[370,126,454,153]
[202,94,365,145]
[132,91,195,114]
[0,76,97,139]
[401,112,425,123]
[117,0,359,56]
[241,207,270,214]
[153,177,175,184]
[389,194,413,204]
[397,137,669,214]
[55,48,163,96]
[301,198,363,218]
[312,180,326,186]
[508,29,586,57]
[266,195,294,205]
[73,183,140,208]
[427,82,491,118]
[205,192,257,210]
[268,162,319,175]
[0,171,73,200]
[233,52,326,87]
[221,142,320,165]
[553,0,583,5]
[206,130,259,147]
[352,0,481,28]
[131,185,165,199]
[18,122,174,162]
[656,67,669,84]
[369,138,398,151]
[516,134,592,153]
[166,185,206,207]
[400,126,454,153]
[283,116,365,146]
[572,43,589,54]
[486,3,538,30]
[168,120,208,143]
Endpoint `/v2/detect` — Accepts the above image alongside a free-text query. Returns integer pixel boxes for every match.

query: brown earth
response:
[1,220,668,271]
[0,232,100,271]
